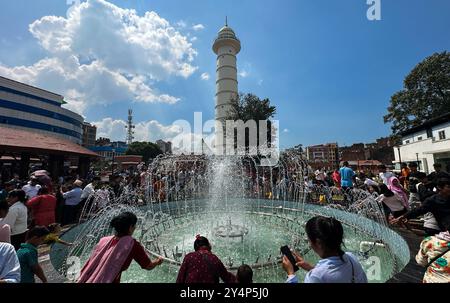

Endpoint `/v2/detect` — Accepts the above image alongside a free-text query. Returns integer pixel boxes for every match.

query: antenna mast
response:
[125,109,135,145]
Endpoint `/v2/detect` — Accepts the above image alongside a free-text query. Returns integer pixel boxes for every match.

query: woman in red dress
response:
[78,212,163,283]
[26,187,57,227]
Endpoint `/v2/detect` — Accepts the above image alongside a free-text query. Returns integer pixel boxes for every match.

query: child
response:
[17,226,50,283]
[237,264,253,283]
[44,223,73,246]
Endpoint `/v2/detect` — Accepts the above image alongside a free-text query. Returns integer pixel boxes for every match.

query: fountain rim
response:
[51,198,411,278]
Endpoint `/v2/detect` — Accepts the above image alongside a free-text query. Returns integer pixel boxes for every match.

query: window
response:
[438,130,446,140]
[417,136,422,141]
[405,140,410,144]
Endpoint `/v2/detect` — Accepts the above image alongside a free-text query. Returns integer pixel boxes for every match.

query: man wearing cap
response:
[61,180,83,226]
[22,177,41,200]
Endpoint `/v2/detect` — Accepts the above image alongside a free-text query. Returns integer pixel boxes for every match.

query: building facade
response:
[393,113,450,173]
[0,76,83,144]
[156,140,172,154]
[82,122,97,148]
[306,143,339,170]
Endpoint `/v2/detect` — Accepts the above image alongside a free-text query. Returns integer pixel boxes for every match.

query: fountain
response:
[49,150,411,283]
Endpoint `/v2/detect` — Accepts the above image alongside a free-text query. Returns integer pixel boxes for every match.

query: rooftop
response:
[0,75,65,104]
[400,112,450,137]
[0,126,98,157]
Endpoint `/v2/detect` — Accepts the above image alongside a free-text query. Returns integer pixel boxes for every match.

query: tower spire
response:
[225,16,228,26]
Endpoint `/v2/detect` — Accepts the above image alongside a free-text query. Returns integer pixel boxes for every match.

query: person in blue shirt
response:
[282,216,368,283]
[339,161,356,190]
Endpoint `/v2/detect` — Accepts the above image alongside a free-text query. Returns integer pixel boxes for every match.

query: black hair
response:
[110,212,138,236]
[237,264,253,284]
[38,186,49,195]
[378,164,386,169]
[194,236,211,251]
[409,162,418,168]
[437,178,450,189]
[27,226,50,239]
[379,184,394,197]
[47,223,61,233]
[343,161,349,167]
[93,176,102,182]
[434,163,442,168]
[8,189,27,203]
[416,172,427,180]
[305,216,345,260]
[0,200,9,214]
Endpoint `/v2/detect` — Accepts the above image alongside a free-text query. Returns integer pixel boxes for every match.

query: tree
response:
[229,93,276,122]
[126,142,163,163]
[384,51,450,135]
[227,93,277,152]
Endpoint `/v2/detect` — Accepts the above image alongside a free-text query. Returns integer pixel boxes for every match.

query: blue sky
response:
[1,0,449,149]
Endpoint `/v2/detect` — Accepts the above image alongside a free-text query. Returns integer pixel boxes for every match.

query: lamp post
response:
[112,148,116,176]
[416,153,420,170]
[397,146,402,165]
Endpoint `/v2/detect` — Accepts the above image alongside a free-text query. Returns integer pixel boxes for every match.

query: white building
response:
[0,76,83,144]
[393,113,450,173]
[212,21,241,152]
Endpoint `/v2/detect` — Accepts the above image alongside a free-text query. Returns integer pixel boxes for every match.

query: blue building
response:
[89,142,128,161]
[0,76,84,144]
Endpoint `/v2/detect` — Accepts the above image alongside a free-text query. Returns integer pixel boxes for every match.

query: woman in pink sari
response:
[387,176,409,210]
[77,212,163,283]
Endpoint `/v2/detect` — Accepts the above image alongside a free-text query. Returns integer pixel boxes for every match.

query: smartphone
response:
[280,245,299,272]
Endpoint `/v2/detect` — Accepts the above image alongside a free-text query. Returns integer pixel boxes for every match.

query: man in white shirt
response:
[0,242,21,283]
[378,164,394,185]
[81,177,100,201]
[62,180,83,226]
[22,177,41,200]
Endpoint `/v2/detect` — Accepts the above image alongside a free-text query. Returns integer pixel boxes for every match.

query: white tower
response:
[213,19,241,153]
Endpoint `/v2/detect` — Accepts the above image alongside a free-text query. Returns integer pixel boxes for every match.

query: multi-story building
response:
[340,137,395,167]
[82,122,97,148]
[156,139,172,154]
[89,139,128,161]
[306,143,339,170]
[393,112,450,173]
[0,76,83,144]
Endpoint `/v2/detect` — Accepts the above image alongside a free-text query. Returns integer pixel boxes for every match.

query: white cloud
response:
[93,117,214,154]
[0,0,198,115]
[190,37,198,42]
[283,129,289,133]
[200,72,210,81]
[93,117,183,142]
[176,20,187,28]
[192,24,205,31]
[239,70,249,78]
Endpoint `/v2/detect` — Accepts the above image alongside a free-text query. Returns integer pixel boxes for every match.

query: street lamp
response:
[112,148,116,175]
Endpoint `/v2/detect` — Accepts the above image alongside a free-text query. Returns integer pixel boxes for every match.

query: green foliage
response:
[384,51,450,134]
[125,142,163,163]
[227,93,277,151]
[229,93,276,121]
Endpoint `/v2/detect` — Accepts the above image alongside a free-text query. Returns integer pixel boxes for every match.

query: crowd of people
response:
[0,159,449,283]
